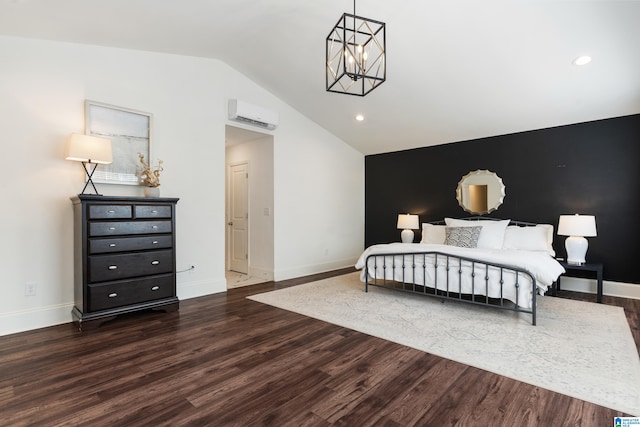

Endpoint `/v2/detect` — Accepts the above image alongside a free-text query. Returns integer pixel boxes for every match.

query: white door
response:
[229,163,248,274]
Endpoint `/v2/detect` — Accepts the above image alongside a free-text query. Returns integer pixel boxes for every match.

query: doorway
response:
[225,125,275,288]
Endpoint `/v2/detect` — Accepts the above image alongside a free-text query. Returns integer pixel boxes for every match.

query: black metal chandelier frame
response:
[326,2,386,96]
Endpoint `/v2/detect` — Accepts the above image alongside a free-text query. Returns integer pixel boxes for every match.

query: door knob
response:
[228,221,233,226]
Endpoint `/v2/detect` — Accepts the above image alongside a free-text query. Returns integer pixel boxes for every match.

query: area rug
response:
[248,272,640,415]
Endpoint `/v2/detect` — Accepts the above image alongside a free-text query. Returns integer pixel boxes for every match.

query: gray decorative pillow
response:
[444,226,482,248]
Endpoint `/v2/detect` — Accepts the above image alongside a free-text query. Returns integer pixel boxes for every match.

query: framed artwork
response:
[85,100,152,185]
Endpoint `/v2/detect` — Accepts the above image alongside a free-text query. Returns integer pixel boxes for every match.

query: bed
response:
[355,218,566,325]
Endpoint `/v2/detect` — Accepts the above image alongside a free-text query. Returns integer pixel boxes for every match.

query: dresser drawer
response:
[135,205,172,219]
[89,220,172,237]
[89,235,173,254]
[87,274,174,312]
[89,250,174,282]
[88,204,133,219]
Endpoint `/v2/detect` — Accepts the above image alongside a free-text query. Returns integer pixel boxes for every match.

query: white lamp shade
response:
[558,214,597,237]
[65,133,113,164]
[397,214,419,230]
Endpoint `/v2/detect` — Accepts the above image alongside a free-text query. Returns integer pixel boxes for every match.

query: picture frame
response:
[84,100,152,185]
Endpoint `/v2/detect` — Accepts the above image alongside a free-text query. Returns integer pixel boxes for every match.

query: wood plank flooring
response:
[1,268,638,426]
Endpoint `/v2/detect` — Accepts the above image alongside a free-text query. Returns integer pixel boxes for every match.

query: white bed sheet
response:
[355,243,565,309]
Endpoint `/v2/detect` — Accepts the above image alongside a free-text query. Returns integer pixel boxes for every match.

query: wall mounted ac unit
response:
[228,99,279,130]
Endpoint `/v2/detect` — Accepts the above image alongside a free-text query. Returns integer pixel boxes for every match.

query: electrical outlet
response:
[25,282,37,296]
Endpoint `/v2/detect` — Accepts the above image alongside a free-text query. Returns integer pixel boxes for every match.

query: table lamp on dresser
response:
[65,133,112,195]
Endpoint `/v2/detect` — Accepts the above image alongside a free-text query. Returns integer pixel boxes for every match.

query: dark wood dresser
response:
[71,195,180,330]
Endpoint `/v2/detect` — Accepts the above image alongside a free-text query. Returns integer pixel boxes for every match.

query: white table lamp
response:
[397,214,419,243]
[65,133,112,195]
[558,214,597,265]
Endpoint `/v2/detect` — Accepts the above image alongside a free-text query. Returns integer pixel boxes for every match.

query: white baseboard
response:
[559,277,640,300]
[177,277,227,300]
[0,278,228,337]
[274,257,358,282]
[0,303,75,337]
[19,272,637,338]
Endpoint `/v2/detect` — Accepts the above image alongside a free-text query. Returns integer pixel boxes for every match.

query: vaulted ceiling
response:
[1,0,639,155]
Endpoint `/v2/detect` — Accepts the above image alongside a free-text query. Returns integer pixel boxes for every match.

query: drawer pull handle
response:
[108,293,118,298]
[109,243,117,247]
[151,210,158,214]
[108,210,115,214]
[151,286,160,291]
[109,227,116,231]
[108,265,118,270]
[152,241,159,244]
[152,225,159,229]
[151,260,160,265]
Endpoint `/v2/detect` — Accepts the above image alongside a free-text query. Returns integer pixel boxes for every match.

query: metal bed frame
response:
[364,219,539,325]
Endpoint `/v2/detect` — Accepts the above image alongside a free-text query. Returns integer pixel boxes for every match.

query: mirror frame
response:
[456,169,506,215]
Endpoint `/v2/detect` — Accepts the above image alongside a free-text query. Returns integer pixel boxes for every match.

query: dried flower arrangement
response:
[138,153,164,187]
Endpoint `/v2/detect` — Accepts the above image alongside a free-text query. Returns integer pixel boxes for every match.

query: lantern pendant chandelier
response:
[326,0,386,96]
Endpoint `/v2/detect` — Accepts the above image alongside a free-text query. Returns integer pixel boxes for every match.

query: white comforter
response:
[355,243,565,309]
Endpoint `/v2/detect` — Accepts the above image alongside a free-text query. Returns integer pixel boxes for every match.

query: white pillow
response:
[444,218,510,249]
[503,224,555,256]
[420,223,446,244]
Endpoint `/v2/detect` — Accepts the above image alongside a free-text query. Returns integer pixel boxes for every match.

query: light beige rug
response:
[248,272,640,416]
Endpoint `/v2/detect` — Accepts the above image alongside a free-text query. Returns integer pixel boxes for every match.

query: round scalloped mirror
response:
[456,169,506,215]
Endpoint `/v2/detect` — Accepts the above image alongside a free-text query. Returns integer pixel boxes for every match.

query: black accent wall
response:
[365,114,640,284]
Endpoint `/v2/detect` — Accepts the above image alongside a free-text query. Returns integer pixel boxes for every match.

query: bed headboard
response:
[430,217,538,227]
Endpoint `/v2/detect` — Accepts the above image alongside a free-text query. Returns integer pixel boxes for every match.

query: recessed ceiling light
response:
[573,55,592,66]
[355,114,365,121]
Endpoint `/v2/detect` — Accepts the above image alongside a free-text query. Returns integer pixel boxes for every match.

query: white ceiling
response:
[1,0,639,155]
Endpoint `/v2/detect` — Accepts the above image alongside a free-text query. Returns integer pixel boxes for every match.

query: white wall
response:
[0,35,364,336]
[272,121,364,280]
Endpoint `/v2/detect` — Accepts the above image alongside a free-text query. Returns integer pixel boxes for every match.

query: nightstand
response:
[555,261,603,303]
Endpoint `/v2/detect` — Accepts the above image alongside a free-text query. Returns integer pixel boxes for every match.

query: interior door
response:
[229,163,248,274]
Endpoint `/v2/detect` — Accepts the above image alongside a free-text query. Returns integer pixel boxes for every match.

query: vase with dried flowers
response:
[138,153,163,197]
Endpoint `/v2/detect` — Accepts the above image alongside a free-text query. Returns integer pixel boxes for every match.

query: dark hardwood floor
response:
[1,268,638,426]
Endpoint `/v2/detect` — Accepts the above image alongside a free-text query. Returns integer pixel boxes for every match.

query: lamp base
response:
[401,229,415,244]
[81,162,102,196]
[565,235,588,265]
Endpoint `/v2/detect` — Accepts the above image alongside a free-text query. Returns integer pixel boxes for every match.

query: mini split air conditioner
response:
[228,99,279,130]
